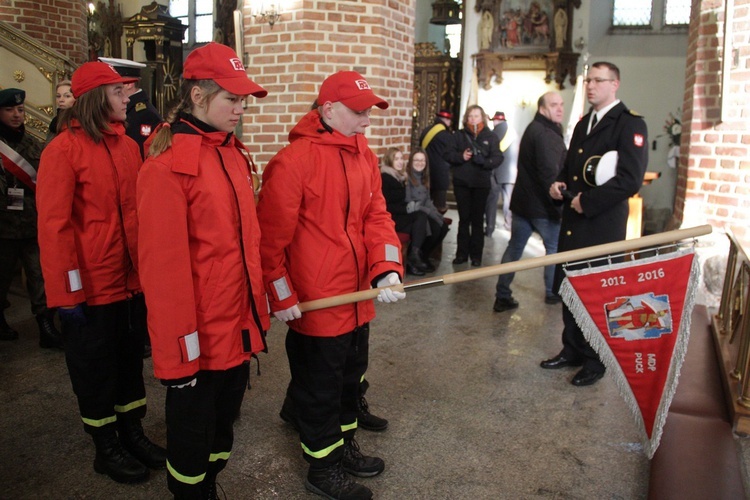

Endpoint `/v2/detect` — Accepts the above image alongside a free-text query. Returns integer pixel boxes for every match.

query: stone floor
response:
[2,210,723,499]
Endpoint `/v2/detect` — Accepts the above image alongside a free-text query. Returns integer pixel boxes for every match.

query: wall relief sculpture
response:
[473,0,581,89]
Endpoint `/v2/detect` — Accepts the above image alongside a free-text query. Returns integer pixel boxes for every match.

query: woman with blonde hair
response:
[137,42,270,498]
[47,79,75,140]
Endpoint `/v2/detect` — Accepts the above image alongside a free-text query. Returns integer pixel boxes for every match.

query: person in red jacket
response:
[137,42,270,499]
[257,71,405,500]
[37,61,166,484]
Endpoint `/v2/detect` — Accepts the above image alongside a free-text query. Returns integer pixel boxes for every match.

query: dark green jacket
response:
[0,124,41,239]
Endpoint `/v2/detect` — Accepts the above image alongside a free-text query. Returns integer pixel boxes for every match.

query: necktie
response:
[591,114,598,131]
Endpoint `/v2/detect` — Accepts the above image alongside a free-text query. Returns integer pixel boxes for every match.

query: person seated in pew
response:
[380,147,442,276]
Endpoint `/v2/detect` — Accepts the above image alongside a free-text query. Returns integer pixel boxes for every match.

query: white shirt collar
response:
[588,99,620,133]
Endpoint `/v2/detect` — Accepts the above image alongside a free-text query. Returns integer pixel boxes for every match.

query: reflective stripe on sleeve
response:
[273,276,292,301]
[67,269,82,292]
[385,244,400,263]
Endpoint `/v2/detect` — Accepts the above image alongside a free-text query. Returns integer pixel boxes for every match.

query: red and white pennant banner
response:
[559,249,699,458]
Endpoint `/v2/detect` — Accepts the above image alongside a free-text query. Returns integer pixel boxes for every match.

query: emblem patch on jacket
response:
[135,102,147,112]
[634,134,644,147]
[140,124,152,137]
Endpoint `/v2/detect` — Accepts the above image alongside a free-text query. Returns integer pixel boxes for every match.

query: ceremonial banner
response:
[559,249,699,458]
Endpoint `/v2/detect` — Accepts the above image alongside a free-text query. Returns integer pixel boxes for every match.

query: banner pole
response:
[297,225,712,313]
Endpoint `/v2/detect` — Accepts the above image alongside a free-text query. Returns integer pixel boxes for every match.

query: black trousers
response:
[286,325,369,468]
[453,185,490,261]
[61,295,147,435]
[561,304,605,373]
[0,237,47,315]
[166,362,249,499]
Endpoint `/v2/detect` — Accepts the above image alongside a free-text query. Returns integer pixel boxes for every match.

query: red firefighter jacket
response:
[257,110,402,337]
[37,120,141,307]
[137,119,270,381]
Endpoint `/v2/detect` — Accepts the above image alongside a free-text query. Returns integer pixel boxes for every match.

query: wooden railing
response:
[712,227,750,434]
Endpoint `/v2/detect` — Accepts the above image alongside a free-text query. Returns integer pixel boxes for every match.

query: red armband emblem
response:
[634,133,644,147]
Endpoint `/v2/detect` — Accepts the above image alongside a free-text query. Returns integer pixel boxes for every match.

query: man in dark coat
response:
[493,92,566,312]
[0,88,62,347]
[419,110,453,213]
[541,61,648,387]
[99,57,163,159]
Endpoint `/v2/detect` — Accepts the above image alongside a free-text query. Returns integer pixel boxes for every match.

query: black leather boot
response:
[407,247,429,271]
[36,313,63,349]
[92,430,149,483]
[356,396,388,432]
[306,462,372,500]
[0,313,18,341]
[117,418,167,469]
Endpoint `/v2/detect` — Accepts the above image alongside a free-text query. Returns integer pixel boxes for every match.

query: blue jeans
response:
[495,215,560,299]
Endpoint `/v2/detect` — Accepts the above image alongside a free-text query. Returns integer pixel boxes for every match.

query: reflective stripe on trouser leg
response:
[61,299,147,435]
[166,363,249,498]
[286,325,369,467]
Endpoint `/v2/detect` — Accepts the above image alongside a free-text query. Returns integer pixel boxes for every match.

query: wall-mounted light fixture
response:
[252,1,283,28]
[518,97,532,109]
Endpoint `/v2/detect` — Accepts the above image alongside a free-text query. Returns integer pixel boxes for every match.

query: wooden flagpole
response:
[297,225,713,313]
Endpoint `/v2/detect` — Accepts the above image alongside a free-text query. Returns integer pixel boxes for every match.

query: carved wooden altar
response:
[411,42,462,150]
[123,2,186,116]
[472,0,582,89]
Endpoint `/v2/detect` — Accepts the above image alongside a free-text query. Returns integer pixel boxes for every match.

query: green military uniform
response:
[0,87,59,346]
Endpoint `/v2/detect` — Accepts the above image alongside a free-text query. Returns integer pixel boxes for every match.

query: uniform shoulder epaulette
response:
[135,102,147,112]
[628,109,643,117]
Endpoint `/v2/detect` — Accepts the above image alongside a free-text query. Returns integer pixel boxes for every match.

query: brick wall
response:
[674,0,750,244]
[241,0,415,166]
[1,0,88,65]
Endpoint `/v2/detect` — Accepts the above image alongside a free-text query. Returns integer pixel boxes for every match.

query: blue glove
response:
[58,304,87,327]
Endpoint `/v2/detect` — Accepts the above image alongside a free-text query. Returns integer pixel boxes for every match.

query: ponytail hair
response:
[148,79,222,158]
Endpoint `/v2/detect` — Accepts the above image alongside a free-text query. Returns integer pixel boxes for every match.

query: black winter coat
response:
[447,125,503,188]
[510,112,566,221]
[381,172,418,232]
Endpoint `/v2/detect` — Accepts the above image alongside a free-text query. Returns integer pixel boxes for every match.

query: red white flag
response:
[564,74,585,149]
[559,249,699,458]
[0,140,37,192]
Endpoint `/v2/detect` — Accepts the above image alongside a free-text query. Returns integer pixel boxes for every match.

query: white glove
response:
[376,272,406,303]
[170,378,197,389]
[274,304,302,322]
[406,201,418,213]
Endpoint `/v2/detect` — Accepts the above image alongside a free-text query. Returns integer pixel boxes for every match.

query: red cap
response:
[71,62,139,98]
[437,110,453,120]
[183,43,267,98]
[317,71,388,111]
[492,111,506,121]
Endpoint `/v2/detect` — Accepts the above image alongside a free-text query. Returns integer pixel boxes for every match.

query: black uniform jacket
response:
[419,120,453,191]
[126,90,163,159]
[552,101,648,292]
[510,112,566,221]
